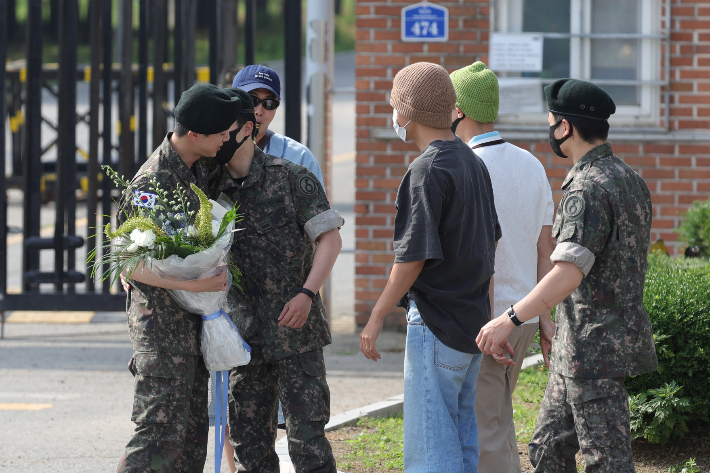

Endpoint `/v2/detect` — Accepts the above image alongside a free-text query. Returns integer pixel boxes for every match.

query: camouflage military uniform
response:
[528,143,658,472]
[205,147,343,473]
[116,134,210,473]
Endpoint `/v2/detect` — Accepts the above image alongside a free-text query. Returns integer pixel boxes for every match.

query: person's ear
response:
[187,130,199,142]
[455,106,464,119]
[562,119,572,138]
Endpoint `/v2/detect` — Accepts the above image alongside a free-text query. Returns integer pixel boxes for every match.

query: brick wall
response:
[354,0,710,327]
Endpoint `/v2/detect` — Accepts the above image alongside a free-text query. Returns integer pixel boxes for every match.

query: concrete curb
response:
[275,354,543,472]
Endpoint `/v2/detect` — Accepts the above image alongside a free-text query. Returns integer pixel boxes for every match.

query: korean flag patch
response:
[132,190,157,209]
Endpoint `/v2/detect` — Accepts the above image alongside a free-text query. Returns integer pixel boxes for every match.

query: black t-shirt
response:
[394,137,501,353]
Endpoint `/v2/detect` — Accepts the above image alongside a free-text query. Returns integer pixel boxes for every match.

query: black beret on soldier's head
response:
[544,79,616,121]
[225,87,255,115]
[174,84,242,134]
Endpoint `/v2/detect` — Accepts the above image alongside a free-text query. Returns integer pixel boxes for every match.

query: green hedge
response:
[626,254,710,424]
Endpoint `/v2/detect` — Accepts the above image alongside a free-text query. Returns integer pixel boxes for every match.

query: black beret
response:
[225,87,255,115]
[544,79,616,121]
[174,84,242,134]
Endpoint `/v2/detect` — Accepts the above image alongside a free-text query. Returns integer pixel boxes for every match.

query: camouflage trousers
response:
[117,352,209,473]
[227,348,336,473]
[528,373,634,473]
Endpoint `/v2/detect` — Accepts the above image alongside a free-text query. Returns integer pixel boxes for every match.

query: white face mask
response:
[392,109,412,143]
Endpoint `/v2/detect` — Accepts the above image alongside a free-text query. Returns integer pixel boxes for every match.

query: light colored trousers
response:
[475,323,539,473]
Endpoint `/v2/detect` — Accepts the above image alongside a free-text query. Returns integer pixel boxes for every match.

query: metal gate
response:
[0,0,304,332]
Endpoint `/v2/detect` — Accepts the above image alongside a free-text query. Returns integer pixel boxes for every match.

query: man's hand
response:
[476,312,516,355]
[360,315,384,362]
[279,293,312,328]
[539,317,556,369]
[120,274,131,292]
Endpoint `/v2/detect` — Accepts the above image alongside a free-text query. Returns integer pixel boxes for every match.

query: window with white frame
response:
[492,0,663,127]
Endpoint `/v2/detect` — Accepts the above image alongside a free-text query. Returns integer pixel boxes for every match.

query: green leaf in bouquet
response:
[217,200,244,239]
[154,240,204,259]
[229,260,245,293]
[104,216,164,240]
[191,183,215,247]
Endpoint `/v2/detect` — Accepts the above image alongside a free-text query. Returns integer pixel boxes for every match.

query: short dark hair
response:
[173,121,189,137]
[552,112,610,144]
[237,113,259,139]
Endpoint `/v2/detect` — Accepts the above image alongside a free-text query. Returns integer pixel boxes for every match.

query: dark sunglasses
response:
[250,95,280,111]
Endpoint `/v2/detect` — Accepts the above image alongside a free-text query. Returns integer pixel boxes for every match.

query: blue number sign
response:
[401,2,448,42]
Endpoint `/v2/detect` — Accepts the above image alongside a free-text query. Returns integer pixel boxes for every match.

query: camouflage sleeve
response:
[289,168,344,242]
[550,186,612,276]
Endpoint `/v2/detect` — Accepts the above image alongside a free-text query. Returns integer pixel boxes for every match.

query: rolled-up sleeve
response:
[304,208,344,242]
[550,242,595,277]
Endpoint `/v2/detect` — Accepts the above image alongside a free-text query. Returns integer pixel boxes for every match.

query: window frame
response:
[492,0,662,127]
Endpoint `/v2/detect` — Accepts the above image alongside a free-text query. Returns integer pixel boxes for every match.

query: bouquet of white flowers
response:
[89,166,251,370]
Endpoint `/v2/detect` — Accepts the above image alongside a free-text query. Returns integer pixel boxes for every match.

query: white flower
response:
[133,229,156,249]
[129,228,142,242]
[186,225,199,238]
[126,243,140,253]
[211,220,221,238]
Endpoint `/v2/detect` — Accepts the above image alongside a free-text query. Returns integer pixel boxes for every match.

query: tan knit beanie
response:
[390,62,457,129]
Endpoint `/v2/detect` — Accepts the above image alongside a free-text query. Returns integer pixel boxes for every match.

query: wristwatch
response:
[507,305,523,327]
[296,287,316,300]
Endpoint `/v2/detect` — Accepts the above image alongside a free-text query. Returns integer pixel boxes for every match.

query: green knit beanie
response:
[449,61,499,123]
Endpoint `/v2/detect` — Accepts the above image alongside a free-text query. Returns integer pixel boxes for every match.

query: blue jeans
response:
[404,301,483,473]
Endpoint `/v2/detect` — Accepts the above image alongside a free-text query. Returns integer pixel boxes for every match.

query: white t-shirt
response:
[469,132,554,324]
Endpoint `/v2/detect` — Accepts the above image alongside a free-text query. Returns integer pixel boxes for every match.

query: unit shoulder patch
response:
[297,175,319,197]
[563,194,585,219]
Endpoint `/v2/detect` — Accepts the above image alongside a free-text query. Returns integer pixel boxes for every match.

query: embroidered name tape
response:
[133,191,158,209]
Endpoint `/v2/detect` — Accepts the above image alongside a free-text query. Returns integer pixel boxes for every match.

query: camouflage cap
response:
[544,79,616,121]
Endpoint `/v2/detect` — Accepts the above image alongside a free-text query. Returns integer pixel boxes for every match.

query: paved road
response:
[0,51,405,472]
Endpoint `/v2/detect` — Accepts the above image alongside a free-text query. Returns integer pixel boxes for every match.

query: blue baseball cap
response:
[232,65,281,100]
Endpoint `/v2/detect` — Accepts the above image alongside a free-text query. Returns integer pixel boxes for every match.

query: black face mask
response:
[213,126,250,165]
[549,120,572,158]
[451,113,466,134]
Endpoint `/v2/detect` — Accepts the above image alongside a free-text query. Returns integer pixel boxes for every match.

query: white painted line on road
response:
[0,403,53,411]
[6,311,96,324]
[0,392,81,400]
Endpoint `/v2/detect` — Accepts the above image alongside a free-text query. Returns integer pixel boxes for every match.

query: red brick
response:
[699,33,710,42]
[462,19,488,29]
[355,42,388,53]
[355,266,387,275]
[356,116,387,127]
[651,194,676,204]
[356,67,388,78]
[373,80,393,90]
[427,43,461,53]
[373,5,403,16]
[391,141,420,152]
[449,30,479,41]
[699,182,710,192]
[624,156,657,166]
[679,194,708,204]
[670,82,694,92]
[373,154,405,164]
[699,108,710,117]
[355,80,370,90]
[680,170,710,178]
[699,58,710,67]
[355,92,386,102]
[679,95,710,104]
[671,56,694,67]
[612,143,641,154]
[374,104,393,114]
[356,290,385,301]
[702,7,710,17]
[355,190,386,202]
[356,129,370,139]
[372,254,395,264]
[660,206,692,216]
[699,84,710,92]
[355,153,371,164]
[372,229,394,239]
[644,144,675,154]
[373,178,403,189]
[679,144,710,154]
[670,107,694,117]
[544,168,568,178]
[656,232,679,243]
[356,18,388,28]
[643,169,675,179]
[391,43,424,53]
[373,204,396,214]
[356,240,388,251]
[661,182,694,191]
[679,45,696,55]
[449,6,479,16]
[356,30,371,41]
[356,104,370,114]
[374,55,406,66]
[357,166,386,176]
[679,120,710,129]
[355,254,369,264]
[659,157,691,167]
[697,158,710,167]
[652,218,677,229]
[463,43,488,54]
[355,178,369,189]
[680,20,710,30]
[374,30,402,41]
[355,6,370,15]
[672,6,696,17]
[355,229,369,239]
[355,55,372,67]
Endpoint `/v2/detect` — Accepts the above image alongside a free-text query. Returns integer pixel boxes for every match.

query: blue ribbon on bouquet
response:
[202,310,252,473]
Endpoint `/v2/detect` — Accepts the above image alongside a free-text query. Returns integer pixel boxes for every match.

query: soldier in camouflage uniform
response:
[116,84,242,473]
[203,88,344,473]
[476,79,657,472]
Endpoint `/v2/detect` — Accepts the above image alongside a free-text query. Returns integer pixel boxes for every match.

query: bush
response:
[626,253,710,440]
[629,381,691,445]
[678,197,710,256]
